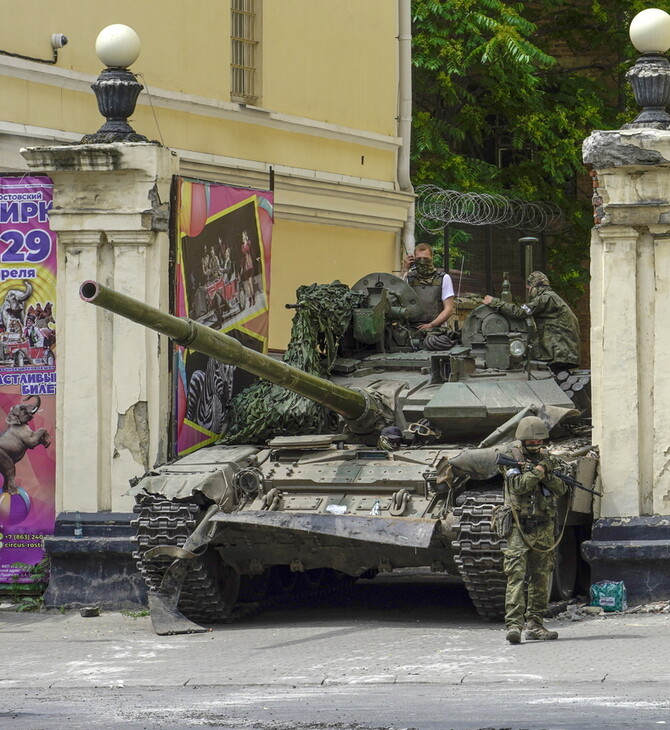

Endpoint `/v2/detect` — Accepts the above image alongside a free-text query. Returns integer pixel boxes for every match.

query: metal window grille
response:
[231,0,258,103]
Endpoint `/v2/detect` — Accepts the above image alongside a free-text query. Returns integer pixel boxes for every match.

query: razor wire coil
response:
[415,184,565,234]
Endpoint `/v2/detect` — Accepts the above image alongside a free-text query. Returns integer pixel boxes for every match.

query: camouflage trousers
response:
[503,519,556,628]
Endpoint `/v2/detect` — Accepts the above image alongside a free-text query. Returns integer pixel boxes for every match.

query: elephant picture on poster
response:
[0,394,51,495]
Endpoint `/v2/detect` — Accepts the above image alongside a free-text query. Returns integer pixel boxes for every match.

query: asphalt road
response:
[2,682,669,730]
[1,578,669,729]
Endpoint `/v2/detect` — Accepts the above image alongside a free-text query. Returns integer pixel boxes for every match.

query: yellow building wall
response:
[262,1,398,134]
[5,0,398,136]
[269,221,397,349]
[6,2,233,92]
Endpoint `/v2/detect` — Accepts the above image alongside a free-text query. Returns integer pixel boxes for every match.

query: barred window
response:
[231,0,259,103]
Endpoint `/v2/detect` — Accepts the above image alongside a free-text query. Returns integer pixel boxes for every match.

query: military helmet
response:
[527,271,550,288]
[515,416,549,441]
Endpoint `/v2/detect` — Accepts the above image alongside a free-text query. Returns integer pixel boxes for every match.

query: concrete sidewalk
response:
[1,594,669,690]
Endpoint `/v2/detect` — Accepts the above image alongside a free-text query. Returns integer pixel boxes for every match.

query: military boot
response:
[525,619,558,641]
[506,626,522,644]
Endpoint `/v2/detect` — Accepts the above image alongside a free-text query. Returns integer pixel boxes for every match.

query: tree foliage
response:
[411,0,657,287]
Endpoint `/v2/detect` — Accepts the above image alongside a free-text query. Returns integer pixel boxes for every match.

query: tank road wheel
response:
[132,495,239,623]
[549,527,578,602]
[452,491,507,621]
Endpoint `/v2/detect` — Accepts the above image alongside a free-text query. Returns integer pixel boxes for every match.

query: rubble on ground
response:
[550,597,670,621]
[624,600,670,614]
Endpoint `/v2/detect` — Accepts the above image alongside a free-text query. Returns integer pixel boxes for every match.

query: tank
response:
[79,276,598,635]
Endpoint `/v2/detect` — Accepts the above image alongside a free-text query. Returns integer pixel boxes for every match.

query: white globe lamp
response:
[95,24,141,68]
[629,8,670,54]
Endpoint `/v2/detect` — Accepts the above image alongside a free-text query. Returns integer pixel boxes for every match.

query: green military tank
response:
[80,275,598,635]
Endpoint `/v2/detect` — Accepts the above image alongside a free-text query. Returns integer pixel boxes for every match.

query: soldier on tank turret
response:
[499,416,568,645]
[483,270,580,373]
[401,243,456,351]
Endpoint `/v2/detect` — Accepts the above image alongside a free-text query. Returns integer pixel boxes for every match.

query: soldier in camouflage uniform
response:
[483,271,580,371]
[501,416,568,644]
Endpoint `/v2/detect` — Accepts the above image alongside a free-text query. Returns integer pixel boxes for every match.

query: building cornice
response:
[3,124,405,195]
[3,126,413,233]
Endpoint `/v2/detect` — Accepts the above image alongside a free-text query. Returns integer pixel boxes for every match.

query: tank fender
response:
[127,444,259,505]
[129,469,237,508]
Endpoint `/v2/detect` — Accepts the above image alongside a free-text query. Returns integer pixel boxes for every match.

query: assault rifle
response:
[495,452,602,497]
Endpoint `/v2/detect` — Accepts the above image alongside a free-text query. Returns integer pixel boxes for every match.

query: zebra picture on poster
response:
[185,357,235,435]
[173,178,273,456]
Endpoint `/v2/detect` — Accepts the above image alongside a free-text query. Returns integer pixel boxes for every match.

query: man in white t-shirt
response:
[401,243,456,350]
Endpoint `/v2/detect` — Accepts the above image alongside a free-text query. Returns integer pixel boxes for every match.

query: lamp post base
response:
[623,53,670,130]
[81,67,150,144]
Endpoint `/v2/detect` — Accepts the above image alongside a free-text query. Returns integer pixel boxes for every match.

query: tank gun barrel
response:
[79,281,367,421]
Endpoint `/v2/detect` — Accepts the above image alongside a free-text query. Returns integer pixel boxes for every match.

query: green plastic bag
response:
[590,580,627,612]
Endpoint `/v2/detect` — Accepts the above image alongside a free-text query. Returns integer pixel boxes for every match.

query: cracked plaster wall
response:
[114,401,150,473]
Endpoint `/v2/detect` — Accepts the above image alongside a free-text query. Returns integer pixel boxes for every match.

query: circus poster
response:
[0,176,57,586]
[173,178,273,457]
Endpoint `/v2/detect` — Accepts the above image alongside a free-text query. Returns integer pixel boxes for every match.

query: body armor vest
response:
[407,271,444,324]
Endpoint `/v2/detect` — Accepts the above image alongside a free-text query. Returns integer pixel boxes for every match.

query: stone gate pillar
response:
[20,142,179,608]
[582,129,670,603]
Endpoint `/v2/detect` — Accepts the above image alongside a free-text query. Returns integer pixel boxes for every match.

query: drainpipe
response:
[398,0,415,259]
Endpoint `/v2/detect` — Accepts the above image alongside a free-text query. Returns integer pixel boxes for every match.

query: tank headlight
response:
[509,339,526,358]
[234,467,263,497]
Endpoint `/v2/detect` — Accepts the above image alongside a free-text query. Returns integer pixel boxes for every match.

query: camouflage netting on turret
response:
[220,282,366,444]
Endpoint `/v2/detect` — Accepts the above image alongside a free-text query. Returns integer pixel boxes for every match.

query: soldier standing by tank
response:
[500,416,568,644]
[401,243,455,350]
[482,270,580,372]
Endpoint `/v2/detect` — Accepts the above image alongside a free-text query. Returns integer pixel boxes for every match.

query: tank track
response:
[131,494,355,625]
[452,490,507,621]
[131,495,236,623]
